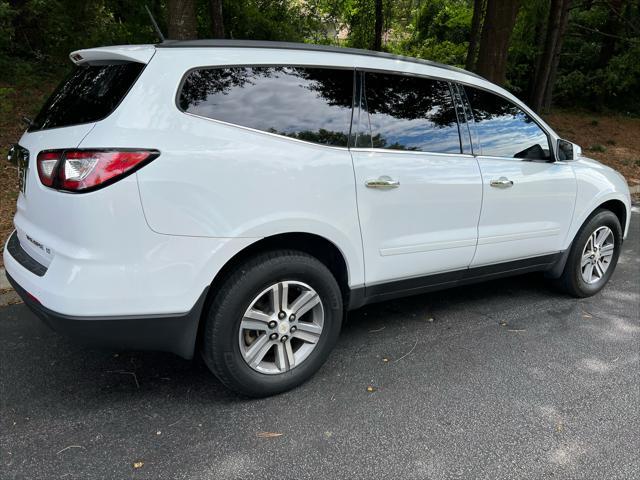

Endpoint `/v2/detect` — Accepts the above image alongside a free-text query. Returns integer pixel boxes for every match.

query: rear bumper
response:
[6,272,207,359]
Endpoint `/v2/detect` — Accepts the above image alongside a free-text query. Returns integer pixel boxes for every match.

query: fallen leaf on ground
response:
[367,386,377,392]
[133,461,144,469]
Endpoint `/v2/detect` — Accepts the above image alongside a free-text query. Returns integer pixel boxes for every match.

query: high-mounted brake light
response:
[36,149,159,192]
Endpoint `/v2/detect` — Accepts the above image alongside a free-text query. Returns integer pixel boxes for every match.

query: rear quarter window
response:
[178,66,355,147]
[29,62,145,132]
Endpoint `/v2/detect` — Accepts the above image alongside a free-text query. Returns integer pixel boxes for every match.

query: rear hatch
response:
[11,46,155,267]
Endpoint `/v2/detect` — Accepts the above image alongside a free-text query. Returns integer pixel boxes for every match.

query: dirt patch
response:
[544,110,640,187]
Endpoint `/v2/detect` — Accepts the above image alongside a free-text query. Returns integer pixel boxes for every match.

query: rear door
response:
[351,71,483,291]
[461,85,576,267]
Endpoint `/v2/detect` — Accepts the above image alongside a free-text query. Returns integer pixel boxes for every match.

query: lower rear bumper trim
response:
[6,273,208,359]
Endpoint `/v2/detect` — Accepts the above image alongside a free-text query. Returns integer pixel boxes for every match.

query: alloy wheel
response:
[580,226,615,284]
[238,281,324,374]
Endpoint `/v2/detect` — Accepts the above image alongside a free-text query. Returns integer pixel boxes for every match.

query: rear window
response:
[29,62,144,132]
[178,66,355,147]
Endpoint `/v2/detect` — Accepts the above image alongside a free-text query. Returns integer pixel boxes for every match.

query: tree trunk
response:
[466,0,486,71]
[597,0,623,68]
[373,0,383,51]
[475,0,522,85]
[209,0,225,38]
[530,0,563,112]
[167,0,198,40]
[527,3,549,103]
[542,0,571,111]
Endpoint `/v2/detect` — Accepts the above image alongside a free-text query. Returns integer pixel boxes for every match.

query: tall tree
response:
[167,0,198,40]
[542,0,571,111]
[466,0,486,70]
[475,0,521,84]
[531,0,566,111]
[209,0,225,38]
[373,0,383,51]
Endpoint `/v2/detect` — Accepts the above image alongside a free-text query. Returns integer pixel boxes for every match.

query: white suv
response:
[4,40,631,396]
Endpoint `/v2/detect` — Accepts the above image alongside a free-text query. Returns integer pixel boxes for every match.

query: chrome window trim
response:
[175,62,557,159]
[349,147,475,158]
[181,112,352,152]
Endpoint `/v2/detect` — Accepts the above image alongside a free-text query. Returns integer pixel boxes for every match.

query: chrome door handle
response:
[490,177,514,189]
[365,176,400,189]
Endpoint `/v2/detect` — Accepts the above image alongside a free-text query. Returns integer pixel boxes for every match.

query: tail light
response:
[36,149,159,193]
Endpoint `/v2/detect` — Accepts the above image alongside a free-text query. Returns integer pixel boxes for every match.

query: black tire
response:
[553,209,622,298]
[201,250,343,397]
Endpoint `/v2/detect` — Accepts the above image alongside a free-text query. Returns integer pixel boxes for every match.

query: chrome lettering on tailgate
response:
[26,234,51,255]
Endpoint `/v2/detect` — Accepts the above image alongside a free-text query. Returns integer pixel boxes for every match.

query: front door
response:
[461,85,576,267]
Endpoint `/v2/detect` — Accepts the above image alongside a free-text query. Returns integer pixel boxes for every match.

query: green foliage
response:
[222,0,312,42]
[0,0,638,114]
[414,0,471,44]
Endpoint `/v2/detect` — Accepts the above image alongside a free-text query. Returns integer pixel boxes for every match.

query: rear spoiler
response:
[69,45,155,65]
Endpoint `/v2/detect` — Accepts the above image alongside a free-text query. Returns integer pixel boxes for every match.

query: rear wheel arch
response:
[195,232,351,347]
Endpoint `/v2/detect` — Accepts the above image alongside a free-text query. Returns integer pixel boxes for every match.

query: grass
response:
[1,80,639,269]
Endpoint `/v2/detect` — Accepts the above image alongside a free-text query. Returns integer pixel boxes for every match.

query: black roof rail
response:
[156,39,484,80]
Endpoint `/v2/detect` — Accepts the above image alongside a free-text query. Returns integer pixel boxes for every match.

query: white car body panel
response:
[568,157,631,242]
[3,43,631,353]
[351,149,482,284]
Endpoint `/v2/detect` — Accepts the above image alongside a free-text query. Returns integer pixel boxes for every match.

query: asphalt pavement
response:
[1,211,638,480]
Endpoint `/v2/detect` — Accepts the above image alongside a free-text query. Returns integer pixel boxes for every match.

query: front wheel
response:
[201,250,343,397]
[554,209,622,297]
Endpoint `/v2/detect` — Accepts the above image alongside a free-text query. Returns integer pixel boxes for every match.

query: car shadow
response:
[1,271,561,409]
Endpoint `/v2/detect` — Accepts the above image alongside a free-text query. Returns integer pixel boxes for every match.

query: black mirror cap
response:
[557,138,581,161]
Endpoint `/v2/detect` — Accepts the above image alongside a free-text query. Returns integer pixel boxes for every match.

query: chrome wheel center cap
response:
[278,321,290,335]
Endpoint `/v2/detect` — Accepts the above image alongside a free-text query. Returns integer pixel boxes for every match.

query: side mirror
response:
[557,139,582,161]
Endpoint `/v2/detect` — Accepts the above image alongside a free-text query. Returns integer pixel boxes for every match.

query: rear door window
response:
[357,71,461,153]
[29,62,144,132]
[463,86,551,160]
[179,66,355,147]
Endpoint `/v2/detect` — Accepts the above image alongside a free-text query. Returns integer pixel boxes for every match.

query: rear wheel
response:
[202,250,343,397]
[554,209,622,297]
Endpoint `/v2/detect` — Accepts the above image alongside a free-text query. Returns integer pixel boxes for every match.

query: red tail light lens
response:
[37,151,61,187]
[36,149,159,192]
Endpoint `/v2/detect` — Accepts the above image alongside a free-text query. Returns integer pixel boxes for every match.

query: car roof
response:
[156,39,484,81]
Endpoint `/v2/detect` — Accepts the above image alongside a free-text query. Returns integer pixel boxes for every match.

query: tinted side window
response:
[464,86,551,160]
[29,62,144,132]
[179,66,354,147]
[359,72,461,153]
